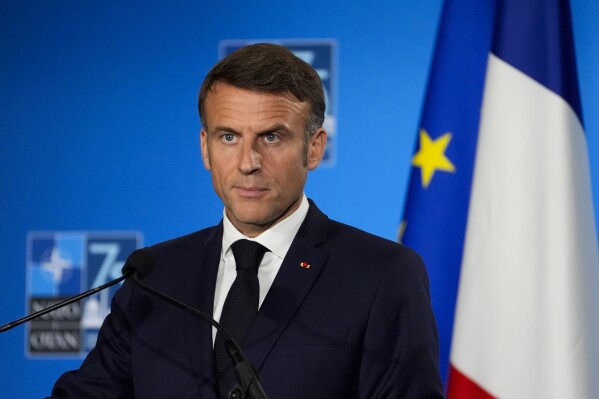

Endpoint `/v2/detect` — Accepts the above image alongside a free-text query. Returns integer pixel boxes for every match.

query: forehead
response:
[204,83,309,129]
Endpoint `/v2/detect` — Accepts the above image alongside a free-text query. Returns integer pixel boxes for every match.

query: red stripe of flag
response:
[447,364,496,399]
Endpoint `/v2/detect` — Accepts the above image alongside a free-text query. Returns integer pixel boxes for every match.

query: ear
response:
[200,128,211,170]
[306,128,327,171]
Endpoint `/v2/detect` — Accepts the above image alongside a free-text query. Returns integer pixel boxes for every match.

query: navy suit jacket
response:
[49,201,444,398]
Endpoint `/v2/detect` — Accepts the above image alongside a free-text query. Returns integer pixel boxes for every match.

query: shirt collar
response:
[221,194,309,260]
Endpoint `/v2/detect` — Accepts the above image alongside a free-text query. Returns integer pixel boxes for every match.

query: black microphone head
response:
[122,248,155,278]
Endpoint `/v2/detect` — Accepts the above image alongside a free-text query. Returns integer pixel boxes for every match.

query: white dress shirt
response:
[212,194,309,343]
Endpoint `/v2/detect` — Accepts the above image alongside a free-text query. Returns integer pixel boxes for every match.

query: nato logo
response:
[26,231,142,357]
[219,39,338,166]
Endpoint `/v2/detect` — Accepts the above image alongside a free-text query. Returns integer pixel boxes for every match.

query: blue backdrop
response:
[1,1,598,397]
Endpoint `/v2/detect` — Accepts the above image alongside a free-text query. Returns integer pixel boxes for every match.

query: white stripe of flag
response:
[450,52,599,398]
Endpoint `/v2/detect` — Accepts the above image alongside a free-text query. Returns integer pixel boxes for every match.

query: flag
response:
[401,0,599,397]
[400,0,495,381]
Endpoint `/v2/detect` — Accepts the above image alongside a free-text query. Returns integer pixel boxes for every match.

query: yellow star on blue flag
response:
[411,129,456,188]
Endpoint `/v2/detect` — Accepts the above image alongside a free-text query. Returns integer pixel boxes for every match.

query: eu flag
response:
[400,0,496,382]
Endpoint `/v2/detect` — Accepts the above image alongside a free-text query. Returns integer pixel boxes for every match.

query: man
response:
[49,43,444,398]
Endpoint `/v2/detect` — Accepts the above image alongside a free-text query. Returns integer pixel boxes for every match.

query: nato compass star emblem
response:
[41,246,73,284]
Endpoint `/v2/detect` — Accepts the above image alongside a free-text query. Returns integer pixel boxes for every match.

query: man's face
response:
[201,82,326,237]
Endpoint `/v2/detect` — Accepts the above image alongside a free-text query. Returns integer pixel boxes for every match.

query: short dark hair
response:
[198,43,325,138]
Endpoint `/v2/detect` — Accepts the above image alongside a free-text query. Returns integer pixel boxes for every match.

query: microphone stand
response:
[0,272,131,334]
[132,274,268,399]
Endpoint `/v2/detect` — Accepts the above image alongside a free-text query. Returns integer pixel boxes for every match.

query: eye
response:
[263,133,280,143]
[221,133,236,143]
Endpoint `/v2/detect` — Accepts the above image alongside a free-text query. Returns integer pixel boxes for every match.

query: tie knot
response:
[231,239,268,272]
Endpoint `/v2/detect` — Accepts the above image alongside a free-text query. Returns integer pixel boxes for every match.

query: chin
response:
[231,208,270,225]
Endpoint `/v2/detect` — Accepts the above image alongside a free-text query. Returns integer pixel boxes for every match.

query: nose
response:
[237,139,262,174]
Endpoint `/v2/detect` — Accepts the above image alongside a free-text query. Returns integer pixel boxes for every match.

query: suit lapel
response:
[243,201,329,370]
[184,224,223,399]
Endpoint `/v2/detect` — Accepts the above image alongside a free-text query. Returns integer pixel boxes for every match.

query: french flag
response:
[401,0,599,397]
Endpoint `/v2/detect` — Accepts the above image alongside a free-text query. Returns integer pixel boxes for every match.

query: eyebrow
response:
[210,126,238,134]
[210,124,291,136]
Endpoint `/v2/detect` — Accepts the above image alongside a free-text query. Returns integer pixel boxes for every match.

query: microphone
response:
[125,249,268,399]
[0,248,267,399]
[0,262,134,334]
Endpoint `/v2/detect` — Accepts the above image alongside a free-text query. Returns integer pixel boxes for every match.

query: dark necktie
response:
[215,239,268,399]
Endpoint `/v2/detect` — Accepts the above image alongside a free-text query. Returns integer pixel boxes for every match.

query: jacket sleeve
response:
[46,281,135,399]
[358,248,445,399]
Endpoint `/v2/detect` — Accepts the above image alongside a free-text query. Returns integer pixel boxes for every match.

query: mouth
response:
[234,186,268,198]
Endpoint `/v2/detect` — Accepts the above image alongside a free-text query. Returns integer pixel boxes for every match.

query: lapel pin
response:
[299,261,311,269]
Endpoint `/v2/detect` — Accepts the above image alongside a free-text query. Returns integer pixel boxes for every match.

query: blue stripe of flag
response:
[492,0,583,122]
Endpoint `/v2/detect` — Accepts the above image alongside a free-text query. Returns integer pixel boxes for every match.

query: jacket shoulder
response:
[147,224,221,256]
[325,218,419,259]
